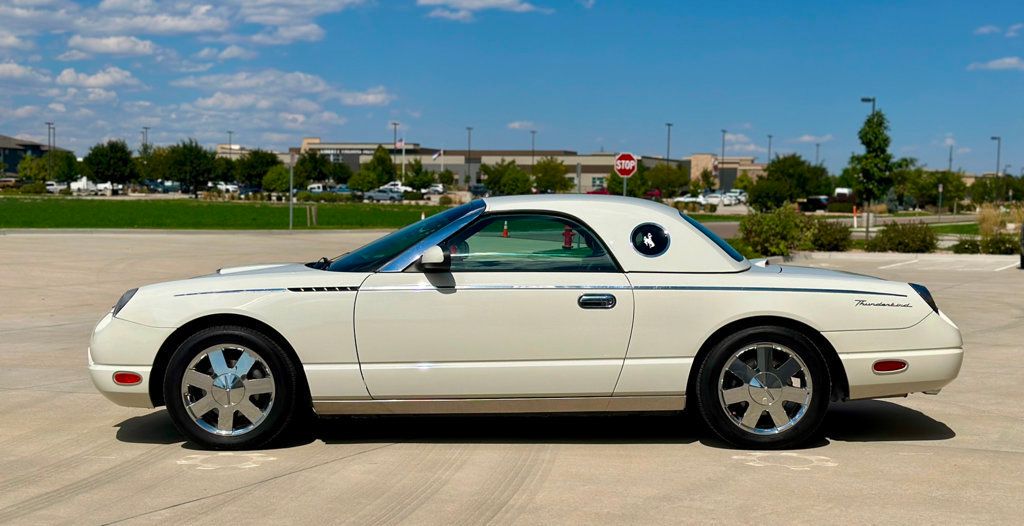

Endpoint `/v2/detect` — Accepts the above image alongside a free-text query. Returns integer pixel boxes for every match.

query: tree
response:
[236,149,282,187]
[212,156,237,183]
[533,157,573,193]
[404,159,435,190]
[733,171,754,192]
[889,157,920,208]
[42,150,79,184]
[261,165,291,193]
[699,168,717,192]
[348,170,379,193]
[848,110,894,235]
[437,169,455,186]
[328,161,353,185]
[294,150,333,184]
[748,178,794,212]
[480,159,531,195]
[645,164,689,198]
[83,140,136,186]
[361,145,397,187]
[166,139,215,197]
[909,170,966,210]
[606,162,650,197]
[16,154,46,181]
[746,154,832,210]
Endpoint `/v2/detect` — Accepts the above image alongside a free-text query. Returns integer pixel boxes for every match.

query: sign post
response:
[614,152,638,196]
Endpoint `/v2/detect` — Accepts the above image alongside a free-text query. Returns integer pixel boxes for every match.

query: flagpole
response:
[441,149,445,172]
[401,139,406,179]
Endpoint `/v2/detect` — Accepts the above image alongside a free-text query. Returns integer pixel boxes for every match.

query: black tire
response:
[163,325,306,450]
[694,326,830,449]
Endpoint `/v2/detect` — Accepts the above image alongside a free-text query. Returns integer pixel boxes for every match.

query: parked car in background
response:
[213,182,239,193]
[675,194,706,205]
[239,185,260,197]
[331,184,351,195]
[800,195,830,212]
[0,177,17,188]
[587,187,610,195]
[428,183,445,195]
[307,183,327,193]
[469,183,489,197]
[45,181,63,194]
[70,176,97,194]
[364,188,404,202]
[726,189,748,204]
[96,182,123,194]
[833,187,854,203]
[381,181,414,193]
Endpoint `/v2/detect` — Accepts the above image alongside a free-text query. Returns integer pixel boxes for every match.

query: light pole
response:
[815,143,821,165]
[45,121,54,182]
[466,126,473,185]
[767,134,773,161]
[948,144,953,172]
[860,96,876,113]
[142,126,150,149]
[720,129,727,181]
[665,122,673,163]
[530,130,536,170]
[390,121,399,148]
[991,136,1001,176]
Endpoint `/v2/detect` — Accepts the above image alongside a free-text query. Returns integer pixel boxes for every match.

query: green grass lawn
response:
[929,222,980,235]
[0,196,447,229]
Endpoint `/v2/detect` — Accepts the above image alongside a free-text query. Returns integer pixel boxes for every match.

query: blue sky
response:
[1,0,1021,175]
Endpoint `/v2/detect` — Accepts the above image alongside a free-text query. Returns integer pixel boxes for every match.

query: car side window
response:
[441,214,618,272]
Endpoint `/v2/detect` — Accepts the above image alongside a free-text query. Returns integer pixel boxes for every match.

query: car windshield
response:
[326,200,484,272]
[679,212,746,263]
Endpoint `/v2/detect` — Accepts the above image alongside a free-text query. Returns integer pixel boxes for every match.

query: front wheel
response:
[694,326,830,449]
[163,325,305,449]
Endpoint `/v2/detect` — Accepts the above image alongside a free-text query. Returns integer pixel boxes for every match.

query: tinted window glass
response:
[442,215,618,272]
[327,201,483,272]
[679,212,746,262]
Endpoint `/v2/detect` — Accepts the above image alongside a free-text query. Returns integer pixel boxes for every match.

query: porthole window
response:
[631,223,670,257]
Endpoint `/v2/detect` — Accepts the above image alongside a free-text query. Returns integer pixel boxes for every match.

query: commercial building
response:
[297,138,762,193]
[0,134,66,175]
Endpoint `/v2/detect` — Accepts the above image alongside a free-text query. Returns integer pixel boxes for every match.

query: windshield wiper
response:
[310,256,331,270]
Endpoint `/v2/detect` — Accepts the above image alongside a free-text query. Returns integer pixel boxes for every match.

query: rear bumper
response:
[840,347,963,400]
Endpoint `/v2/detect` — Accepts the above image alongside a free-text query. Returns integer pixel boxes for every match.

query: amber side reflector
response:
[872,360,908,374]
[113,371,143,385]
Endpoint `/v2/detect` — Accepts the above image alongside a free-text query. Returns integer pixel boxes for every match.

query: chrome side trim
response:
[287,286,359,292]
[360,284,634,292]
[631,285,907,297]
[312,395,685,415]
[174,288,286,297]
[357,283,906,297]
[379,205,486,273]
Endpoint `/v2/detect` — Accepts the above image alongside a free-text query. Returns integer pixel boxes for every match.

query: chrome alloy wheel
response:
[180,345,275,437]
[717,343,813,435]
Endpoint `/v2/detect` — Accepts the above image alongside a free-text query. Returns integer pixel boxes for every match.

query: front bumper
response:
[88,312,173,408]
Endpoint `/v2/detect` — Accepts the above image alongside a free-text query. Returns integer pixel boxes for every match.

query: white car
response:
[213,181,239,193]
[674,194,706,205]
[380,180,414,193]
[45,181,63,193]
[726,189,748,204]
[90,195,963,449]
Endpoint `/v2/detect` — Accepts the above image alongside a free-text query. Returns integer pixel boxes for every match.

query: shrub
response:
[19,181,47,194]
[977,204,1003,237]
[705,203,718,213]
[295,191,315,202]
[866,222,937,253]
[58,188,72,196]
[739,206,812,257]
[980,233,1020,255]
[438,195,454,206]
[402,191,424,201]
[809,219,852,251]
[951,236,980,254]
[827,202,854,213]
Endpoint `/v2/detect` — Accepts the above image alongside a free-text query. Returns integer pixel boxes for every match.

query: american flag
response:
[395,139,405,149]
[432,150,443,160]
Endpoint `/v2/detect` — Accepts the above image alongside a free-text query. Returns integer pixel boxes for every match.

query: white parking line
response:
[994,262,1020,271]
[878,260,918,269]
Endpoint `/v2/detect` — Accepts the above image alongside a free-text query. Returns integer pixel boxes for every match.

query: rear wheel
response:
[695,326,830,449]
[163,325,304,449]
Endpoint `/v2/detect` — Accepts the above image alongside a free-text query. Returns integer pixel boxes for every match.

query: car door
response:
[354,213,634,399]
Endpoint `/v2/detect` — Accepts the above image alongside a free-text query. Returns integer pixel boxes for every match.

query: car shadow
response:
[113,399,954,450]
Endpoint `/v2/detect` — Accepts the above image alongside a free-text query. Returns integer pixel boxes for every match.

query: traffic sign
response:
[614,153,638,178]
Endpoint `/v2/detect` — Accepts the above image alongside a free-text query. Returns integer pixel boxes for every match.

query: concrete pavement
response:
[0,232,1021,524]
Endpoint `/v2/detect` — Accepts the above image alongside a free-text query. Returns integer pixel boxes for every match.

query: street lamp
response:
[860,96,876,113]
[665,122,673,163]
[991,136,1001,176]
[45,121,54,182]
[720,129,727,171]
[815,143,821,165]
[530,130,536,169]
[767,134,773,161]
[466,126,473,185]
[390,121,399,148]
[142,126,150,149]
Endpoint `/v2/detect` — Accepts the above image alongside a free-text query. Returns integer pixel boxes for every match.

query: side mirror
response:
[418,245,451,272]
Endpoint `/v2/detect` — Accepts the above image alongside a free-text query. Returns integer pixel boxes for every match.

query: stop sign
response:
[614,153,638,178]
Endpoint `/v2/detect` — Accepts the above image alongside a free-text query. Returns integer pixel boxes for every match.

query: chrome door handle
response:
[578,293,616,309]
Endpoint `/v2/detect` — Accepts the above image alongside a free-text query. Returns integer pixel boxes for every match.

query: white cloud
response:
[56,66,140,88]
[418,0,547,22]
[68,35,156,55]
[230,0,366,26]
[194,92,273,110]
[507,120,534,130]
[337,86,395,106]
[97,0,156,12]
[724,132,766,153]
[3,105,40,120]
[279,112,307,129]
[0,34,33,50]
[250,23,325,44]
[577,0,595,8]
[48,102,66,112]
[795,133,833,143]
[942,134,956,147]
[80,4,230,35]
[967,56,1024,71]
[0,61,51,83]
[956,147,971,155]
[724,132,750,143]
[1007,23,1024,37]
[173,69,331,94]
[196,45,255,60]
[57,49,90,61]
[974,24,1000,35]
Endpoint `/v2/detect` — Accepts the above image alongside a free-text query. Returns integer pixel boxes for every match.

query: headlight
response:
[909,283,938,313]
[112,288,138,317]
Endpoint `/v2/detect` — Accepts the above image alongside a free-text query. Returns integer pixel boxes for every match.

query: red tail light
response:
[113,371,143,385]
[872,360,908,374]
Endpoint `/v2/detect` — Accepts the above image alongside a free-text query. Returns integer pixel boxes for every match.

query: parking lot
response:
[1,231,1021,525]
